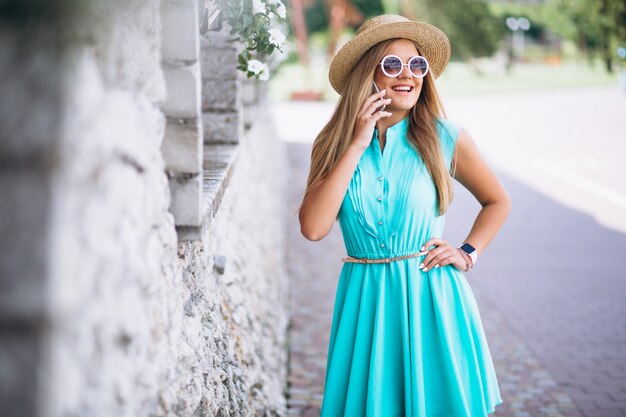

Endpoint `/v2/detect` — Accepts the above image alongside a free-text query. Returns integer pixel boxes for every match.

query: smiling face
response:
[373,38,424,114]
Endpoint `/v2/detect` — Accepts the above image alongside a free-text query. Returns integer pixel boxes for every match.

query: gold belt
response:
[342,250,429,264]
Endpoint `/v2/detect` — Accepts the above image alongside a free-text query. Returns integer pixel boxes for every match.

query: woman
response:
[297,14,511,417]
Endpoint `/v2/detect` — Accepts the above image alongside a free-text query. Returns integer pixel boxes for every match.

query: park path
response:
[276,85,626,417]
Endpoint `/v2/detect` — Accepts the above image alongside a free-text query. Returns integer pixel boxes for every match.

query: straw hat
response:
[328,14,451,95]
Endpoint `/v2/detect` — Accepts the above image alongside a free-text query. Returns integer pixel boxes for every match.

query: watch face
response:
[461,243,476,254]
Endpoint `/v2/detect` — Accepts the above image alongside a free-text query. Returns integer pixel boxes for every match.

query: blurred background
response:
[271,0,626,101]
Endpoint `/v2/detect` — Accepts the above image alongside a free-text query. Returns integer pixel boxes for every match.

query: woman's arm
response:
[299,90,392,241]
[419,128,512,271]
[452,128,512,256]
[299,143,366,241]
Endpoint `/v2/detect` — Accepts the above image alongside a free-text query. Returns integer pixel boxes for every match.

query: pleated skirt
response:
[319,258,504,417]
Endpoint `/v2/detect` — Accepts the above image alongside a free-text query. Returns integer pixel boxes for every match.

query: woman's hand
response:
[418,237,468,272]
[350,89,392,149]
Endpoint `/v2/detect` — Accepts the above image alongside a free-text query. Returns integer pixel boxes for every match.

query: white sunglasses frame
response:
[378,54,430,78]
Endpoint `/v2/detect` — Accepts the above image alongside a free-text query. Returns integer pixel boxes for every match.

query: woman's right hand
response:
[350,89,392,149]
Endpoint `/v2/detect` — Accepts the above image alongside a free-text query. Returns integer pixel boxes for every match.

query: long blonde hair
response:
[299,38,455,217]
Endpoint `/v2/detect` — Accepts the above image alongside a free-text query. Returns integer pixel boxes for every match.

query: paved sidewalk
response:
[280,86,626,417]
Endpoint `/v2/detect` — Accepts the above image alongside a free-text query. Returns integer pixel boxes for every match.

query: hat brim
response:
[329,21,451,95]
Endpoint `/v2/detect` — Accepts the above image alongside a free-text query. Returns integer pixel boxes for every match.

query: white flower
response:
[247,59,270,80]
[252,0,265,15]
[268,28,286,48]
[259,66,270,81]
[272,2,286,19]
[247,59,265,75]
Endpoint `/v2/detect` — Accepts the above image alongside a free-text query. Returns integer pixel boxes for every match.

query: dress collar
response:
[374,115,409,140]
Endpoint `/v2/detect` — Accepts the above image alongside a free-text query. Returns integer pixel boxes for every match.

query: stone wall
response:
[0,1,289,416]
[177,109,289,416]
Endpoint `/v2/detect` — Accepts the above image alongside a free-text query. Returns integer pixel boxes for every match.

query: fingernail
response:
[435,264,439,268]
[419,263,424,268]
[422,267,428,272]
[420,246,425,251]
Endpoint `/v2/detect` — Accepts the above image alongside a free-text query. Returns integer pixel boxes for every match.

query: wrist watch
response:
[459,243,478,265]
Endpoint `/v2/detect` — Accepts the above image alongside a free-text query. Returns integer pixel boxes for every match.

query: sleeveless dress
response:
[319,116,504,417]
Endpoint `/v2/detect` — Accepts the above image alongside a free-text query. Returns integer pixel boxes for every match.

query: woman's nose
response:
[399,64,413,79]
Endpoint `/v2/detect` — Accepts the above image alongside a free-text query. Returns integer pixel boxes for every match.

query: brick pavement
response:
[446,172,626,417]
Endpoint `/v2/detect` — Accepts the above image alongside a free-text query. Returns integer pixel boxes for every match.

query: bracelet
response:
[466,251,474,271]
[456,248,472,272]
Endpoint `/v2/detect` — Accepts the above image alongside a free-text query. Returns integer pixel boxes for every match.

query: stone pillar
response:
[200,15,244,144]
[161,0,204,226]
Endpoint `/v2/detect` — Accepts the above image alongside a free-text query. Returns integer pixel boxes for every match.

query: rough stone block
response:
[0,35,64,160]
[162,62,201,119]
[169,174,202,226]
[201,78,240,111]
[202,111,242,143]
[200,47,238,80]
[0,170,49,320]
[162,118,203,174]
[0,329,41,417]
[161,0,200,62]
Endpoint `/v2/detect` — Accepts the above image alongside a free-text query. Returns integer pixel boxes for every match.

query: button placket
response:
[367,119,409,254]
[372,135,388,252]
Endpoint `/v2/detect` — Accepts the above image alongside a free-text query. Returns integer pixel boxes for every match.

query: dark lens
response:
[382,56,402,75]
[409,57,428,76]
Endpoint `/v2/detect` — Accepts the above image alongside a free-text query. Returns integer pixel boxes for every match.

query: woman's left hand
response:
[419,237,467,272]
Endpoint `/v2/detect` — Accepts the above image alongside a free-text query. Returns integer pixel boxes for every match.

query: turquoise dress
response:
[320,116,504,417]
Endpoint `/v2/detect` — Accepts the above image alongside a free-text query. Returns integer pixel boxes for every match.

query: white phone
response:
[372,81,387,112]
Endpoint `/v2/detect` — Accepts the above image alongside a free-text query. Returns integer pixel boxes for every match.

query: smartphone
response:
[372,81,387,113]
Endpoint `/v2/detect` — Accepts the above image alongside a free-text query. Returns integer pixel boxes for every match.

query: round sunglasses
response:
[378,55,429,78]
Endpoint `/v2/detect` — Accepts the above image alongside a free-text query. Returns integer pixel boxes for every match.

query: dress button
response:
[378,220,383,225]
[377,196,382,202]
[380,243,385,248]
[377,176,383,181]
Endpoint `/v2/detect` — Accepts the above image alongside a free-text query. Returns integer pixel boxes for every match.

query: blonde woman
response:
[297,14,512,417]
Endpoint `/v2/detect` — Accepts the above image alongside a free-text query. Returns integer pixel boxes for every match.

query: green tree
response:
[304,0,328,34]
[545,0,626,72]
[401,0,504,61]
[488,2,548,43]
